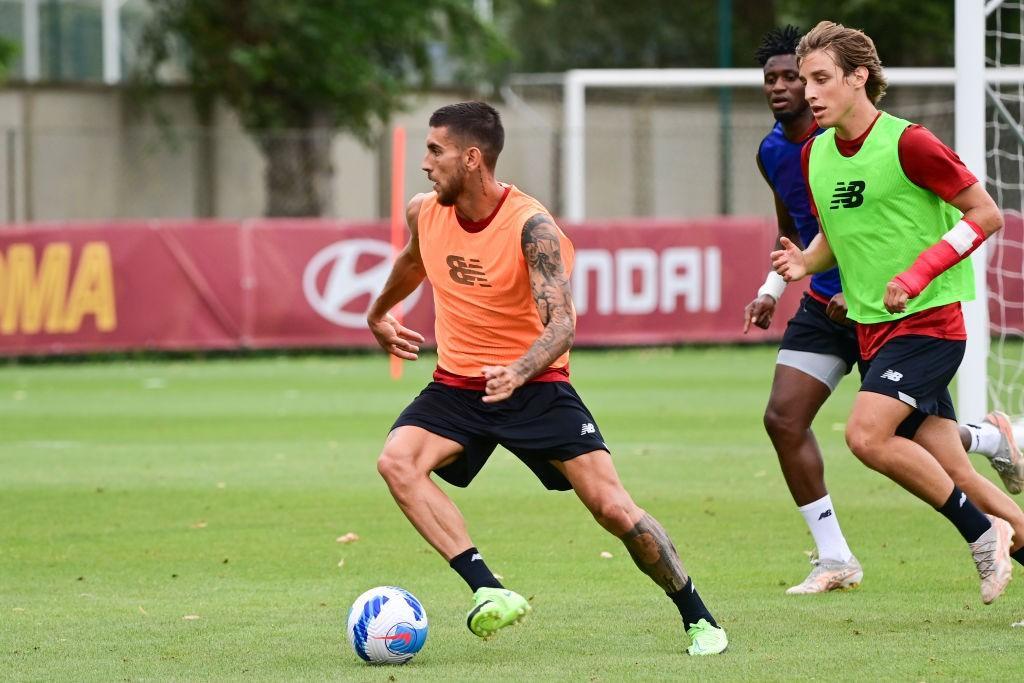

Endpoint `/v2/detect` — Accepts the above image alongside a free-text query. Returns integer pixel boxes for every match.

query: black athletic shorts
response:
[859,334,965,439]
[779,292,861,372]
[391,380,608,491]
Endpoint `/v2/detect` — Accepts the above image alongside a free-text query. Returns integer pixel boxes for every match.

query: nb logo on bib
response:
[830,180,866,209]
[446,255,491,287]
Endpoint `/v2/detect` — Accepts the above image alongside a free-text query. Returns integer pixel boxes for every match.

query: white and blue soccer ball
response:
[347,586,428,664]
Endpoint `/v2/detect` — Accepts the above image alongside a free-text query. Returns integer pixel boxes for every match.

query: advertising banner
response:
[25,215,1023,356]
[0,221,242,355]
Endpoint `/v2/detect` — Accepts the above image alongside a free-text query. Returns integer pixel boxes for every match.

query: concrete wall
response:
[0,83,956,223]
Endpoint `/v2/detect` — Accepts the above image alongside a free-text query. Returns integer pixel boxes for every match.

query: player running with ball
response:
[368,101,728,655]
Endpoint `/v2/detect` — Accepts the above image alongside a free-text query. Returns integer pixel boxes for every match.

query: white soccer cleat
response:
[984,411,1024,495]
[970,515,1014,605]
[786,554,863,595]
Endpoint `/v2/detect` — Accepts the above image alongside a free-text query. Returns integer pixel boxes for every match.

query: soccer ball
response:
[346,586,429,664]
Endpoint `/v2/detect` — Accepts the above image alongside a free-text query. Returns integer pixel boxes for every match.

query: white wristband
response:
[941,219,982,256]
[757,270,787,302]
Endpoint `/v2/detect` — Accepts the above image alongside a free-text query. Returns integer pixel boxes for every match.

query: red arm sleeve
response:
[890,125,985,298]
[892,219,984,297]
[898,125,979,201]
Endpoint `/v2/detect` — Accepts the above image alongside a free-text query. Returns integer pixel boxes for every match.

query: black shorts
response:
[859,335,965,438]
[391,381,608,491]
[779,292,861,372]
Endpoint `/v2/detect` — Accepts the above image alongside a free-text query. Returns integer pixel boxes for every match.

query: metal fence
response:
[0,85,961,223]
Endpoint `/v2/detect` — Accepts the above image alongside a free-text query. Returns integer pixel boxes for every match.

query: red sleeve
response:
[801,137,819,218]
[898,125,978,201]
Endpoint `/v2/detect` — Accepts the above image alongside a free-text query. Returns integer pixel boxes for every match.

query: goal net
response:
[986,2,1024,423]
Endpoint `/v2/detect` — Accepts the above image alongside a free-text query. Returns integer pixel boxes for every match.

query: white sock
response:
[798,494,853,563]
[964,421,1002,457]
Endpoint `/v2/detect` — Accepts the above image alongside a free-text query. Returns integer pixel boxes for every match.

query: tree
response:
[136,1,510,217]
[498,0,775,70]
[0,37,17,81]
[777,0,954,66]
[498,0,953,72]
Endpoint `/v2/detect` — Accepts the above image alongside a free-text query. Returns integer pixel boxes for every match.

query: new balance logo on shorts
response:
[580,422,596,436]
[818,509,833,521]
[446,255,491,287]
[880,368,903,382]
[829,180,866,209]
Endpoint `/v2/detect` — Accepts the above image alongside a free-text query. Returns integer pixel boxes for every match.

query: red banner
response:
[242,219,435,349]
[1,215,1017,357]
[0,221,243,355]
[567,218,804,345]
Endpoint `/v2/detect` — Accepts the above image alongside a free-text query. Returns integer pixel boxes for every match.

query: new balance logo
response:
[897,391,918,408]
[880,369,903,382]
[830,180,866,209]
[959,492,967,507]
[446,255,491,287]
[471,553,482,562]
[818,509,833,521]
[580,423,596,436]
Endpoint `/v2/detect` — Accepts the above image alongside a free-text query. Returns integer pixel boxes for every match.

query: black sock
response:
[449,547,503,592]
[668,578,717,630]
[936,486,991,543]
[1012,546,1024,567]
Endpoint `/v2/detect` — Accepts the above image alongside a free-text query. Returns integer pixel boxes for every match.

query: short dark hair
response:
[428,101,505,171]
[755,25,803,66]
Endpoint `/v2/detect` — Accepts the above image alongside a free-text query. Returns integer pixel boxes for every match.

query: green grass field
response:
[2,347,1022,681]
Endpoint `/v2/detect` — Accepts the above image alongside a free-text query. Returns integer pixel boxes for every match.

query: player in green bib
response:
[771,21,1020,606]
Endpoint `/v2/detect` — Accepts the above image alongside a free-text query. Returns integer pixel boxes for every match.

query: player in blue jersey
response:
[744,26,1023,595]
[744,25,864,594]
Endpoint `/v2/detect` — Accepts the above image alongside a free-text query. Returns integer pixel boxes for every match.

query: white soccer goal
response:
[536,0,1023,423]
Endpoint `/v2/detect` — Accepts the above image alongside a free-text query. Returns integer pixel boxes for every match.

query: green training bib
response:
[807,112,973,323]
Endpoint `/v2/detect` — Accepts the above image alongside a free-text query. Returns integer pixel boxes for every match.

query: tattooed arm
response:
[482,212,575,403]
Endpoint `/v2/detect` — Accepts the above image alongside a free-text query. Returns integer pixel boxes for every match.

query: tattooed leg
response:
[620,513,720,632]
[550,451,691,593]
[619,513,690,593]
[554,451,720,634]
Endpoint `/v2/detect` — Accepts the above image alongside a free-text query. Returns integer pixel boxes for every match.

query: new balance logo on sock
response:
[818,509,833,521]
[580,423,596,435]
[881,369,903,382]
[471,553,482,561]
[959,492,967,507]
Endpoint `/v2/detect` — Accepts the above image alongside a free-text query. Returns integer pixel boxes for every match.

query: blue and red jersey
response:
[757,121,842,301]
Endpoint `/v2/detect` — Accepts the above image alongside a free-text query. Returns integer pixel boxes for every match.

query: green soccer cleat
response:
[466,587,531,638]
[686,618,728,656]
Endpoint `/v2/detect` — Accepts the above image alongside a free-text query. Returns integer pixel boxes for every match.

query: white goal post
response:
[556,0,1023,421]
